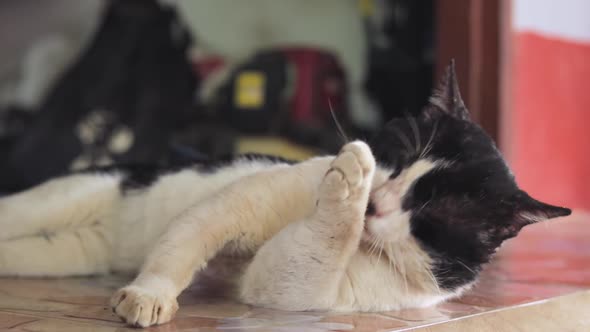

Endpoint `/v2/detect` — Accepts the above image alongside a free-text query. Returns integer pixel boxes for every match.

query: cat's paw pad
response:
[340,141,376,178]
[110,285,178,327]
[320,141,375,201]
[320,167,350,201]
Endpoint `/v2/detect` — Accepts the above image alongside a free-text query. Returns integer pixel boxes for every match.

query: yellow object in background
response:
[235,71,266,108]
[236,136,317,161]
[359,0,375,17]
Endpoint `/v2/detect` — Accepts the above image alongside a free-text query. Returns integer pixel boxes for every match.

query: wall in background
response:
[0,0,101,78]
[503,0,590,210]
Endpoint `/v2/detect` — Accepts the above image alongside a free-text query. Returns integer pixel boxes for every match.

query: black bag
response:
[0,0,197,193]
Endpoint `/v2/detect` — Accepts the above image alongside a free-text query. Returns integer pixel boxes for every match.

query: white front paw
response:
[110,285,178,327]
[317,141,375,228]
[319,141,375,203]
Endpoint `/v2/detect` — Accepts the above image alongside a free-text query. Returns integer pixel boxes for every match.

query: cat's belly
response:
[109,161,291,272]
[189,254,253,299]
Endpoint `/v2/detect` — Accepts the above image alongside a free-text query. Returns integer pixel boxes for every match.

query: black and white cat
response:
[0,63,570,327]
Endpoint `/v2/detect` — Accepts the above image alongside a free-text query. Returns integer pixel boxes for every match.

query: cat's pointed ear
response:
[424,59,470,121]
[503,190,571,237]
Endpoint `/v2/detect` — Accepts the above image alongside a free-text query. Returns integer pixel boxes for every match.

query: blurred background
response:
[0,0,586,212]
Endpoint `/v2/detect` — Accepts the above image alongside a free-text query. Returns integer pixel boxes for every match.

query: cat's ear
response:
[502,190,571,237]
[424,59,470,121]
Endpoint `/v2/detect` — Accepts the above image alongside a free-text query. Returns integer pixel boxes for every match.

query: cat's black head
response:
[366,61,571,292]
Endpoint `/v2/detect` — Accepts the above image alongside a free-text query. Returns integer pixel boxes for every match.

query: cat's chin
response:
[359,232,398,252]
[362,211,412,246]
[361,217,380,244]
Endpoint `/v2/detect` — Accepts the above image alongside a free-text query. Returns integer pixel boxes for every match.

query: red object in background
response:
[282,48,347,127]
[507,32,590,210]
[193,56,225,80]
[192,48,348,131]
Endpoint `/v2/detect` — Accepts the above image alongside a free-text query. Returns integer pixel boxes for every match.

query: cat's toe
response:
[319,141,375,204]
[320,168,349,201]
[330,151,363,188]
[328,141,375,195]
[111,286,178,327]
[340,141,376,177]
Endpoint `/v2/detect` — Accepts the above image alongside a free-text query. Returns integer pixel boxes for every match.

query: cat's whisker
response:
[416,199,432,215]
[420,119,439,159]
[387,251,393,275]
[386,243,396,277]
[328,99,349,144]
[401,258,409,296]
[368,240,377,257]
[389,123,414,156]
[455,258,476,275]
[368,237,380,257]
[424,264,441,295]
[376,239,385,263]
[406,114,421,154]
[367,234,375,255]
[390,248,399,274]
[375,240,381,261]
[373,239,380,260]
[389,243,408,296]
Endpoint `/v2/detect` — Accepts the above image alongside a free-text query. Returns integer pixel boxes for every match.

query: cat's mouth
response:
[365,199,396,219]
[363,200,377,232]
[363,196,411,244]
[363,200,381,236]
[365,200,377,217]
[362,203,375,241]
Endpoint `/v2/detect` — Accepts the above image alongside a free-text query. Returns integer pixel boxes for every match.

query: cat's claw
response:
[110,285,178,327]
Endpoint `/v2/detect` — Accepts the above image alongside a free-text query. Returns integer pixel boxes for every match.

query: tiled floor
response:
[0,212,588,331]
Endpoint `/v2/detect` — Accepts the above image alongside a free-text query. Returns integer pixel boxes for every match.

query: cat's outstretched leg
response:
[0,173,120,241]
[110,155,330,327]
[0,224,111,276]
[0,173,119,277]
[240,141,375,310]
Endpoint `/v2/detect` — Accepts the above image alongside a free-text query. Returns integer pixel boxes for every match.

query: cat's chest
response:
[336,251,443,311]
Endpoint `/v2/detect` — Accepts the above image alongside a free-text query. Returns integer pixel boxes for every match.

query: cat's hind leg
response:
[0,223,111,277]
[240,141,375,310]
[0,173,121,241]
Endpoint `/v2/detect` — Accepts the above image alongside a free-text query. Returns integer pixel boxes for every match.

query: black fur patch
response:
[82,153,295,194]
[195,153,295,174]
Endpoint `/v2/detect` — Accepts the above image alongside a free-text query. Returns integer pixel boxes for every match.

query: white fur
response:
[0,142,466,327]
[367,159,438,243]
[0,173,120,276]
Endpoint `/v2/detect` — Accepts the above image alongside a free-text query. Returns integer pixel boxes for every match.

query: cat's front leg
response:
[241,141,375,310]
[312,141,376,252]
